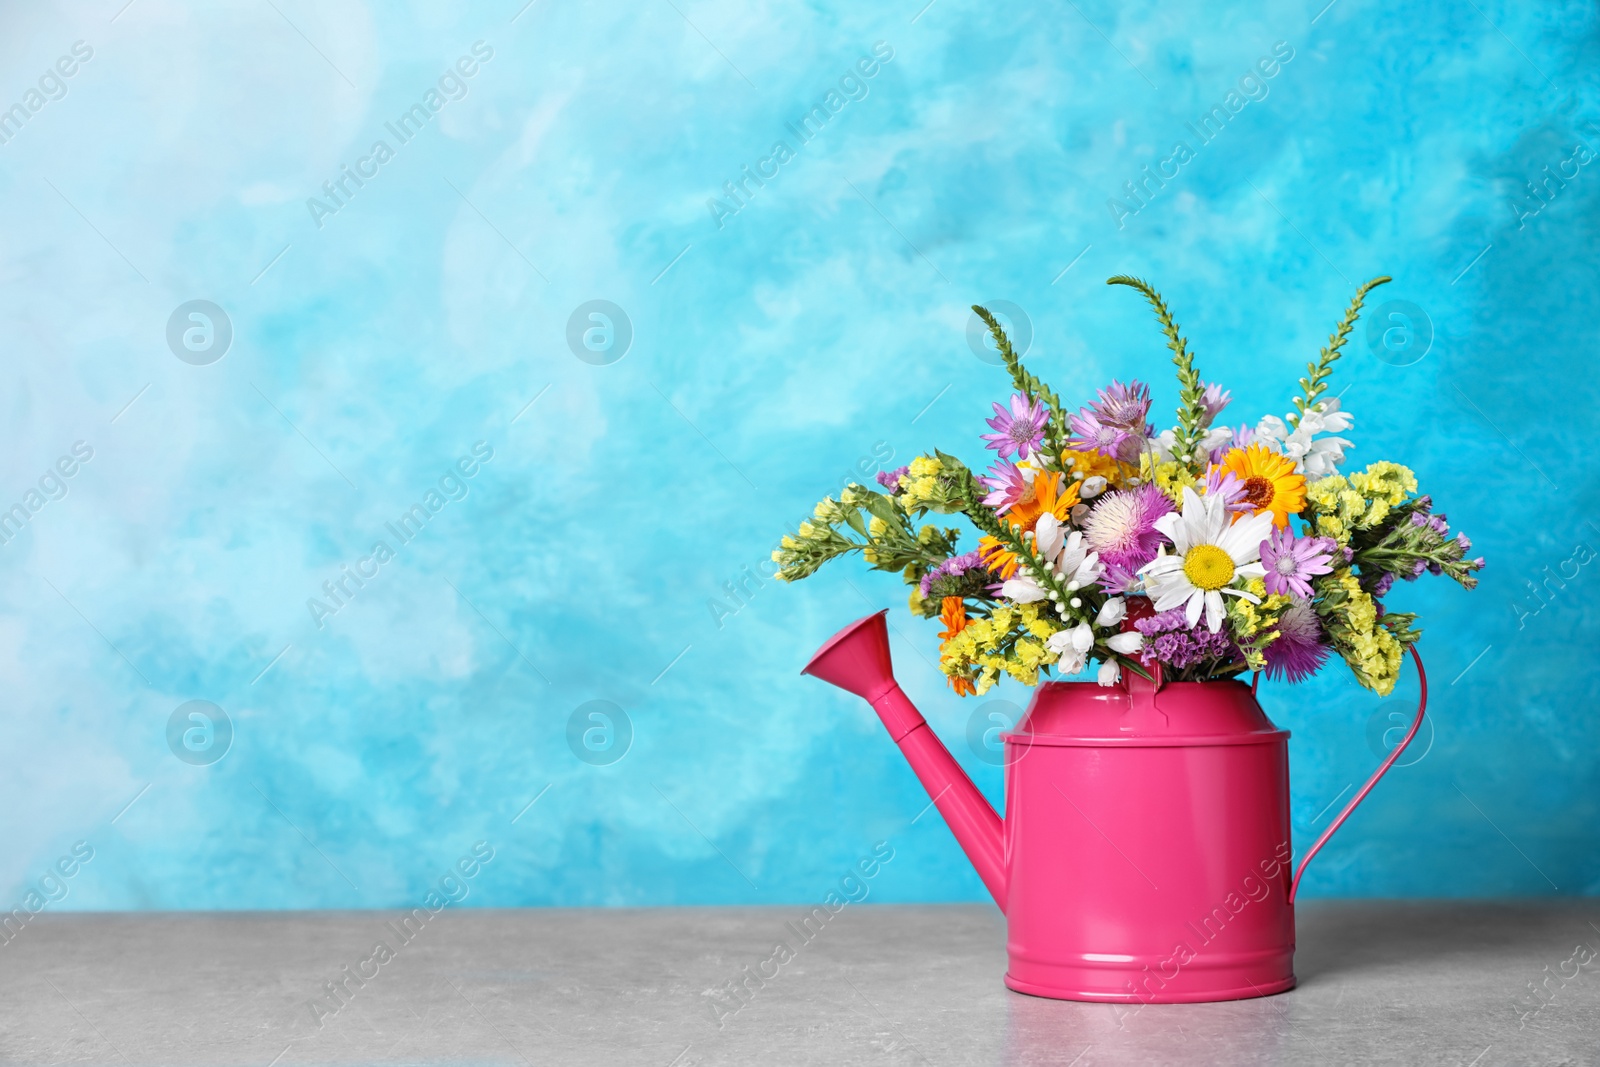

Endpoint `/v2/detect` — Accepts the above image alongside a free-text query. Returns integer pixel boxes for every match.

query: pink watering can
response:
[803,610,1428,1003]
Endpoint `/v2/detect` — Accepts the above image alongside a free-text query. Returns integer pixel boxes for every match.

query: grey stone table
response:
[0,903,1595,1065]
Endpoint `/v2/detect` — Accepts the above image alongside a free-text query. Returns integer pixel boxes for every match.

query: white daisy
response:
[1139,487,1274,632]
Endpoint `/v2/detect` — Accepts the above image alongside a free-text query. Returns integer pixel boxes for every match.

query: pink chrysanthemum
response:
[1067,408,1134,460]
[1209,423,1257,466]
[979,460,1029,514]
[1262,599,1331,683]
[1097,561,1145,595]
[1082,483,1173,570]
[981,394,1049,460]
[1260,527,1337,598]
[1201,465,1253,515]
[1198,382,1232,428]
[1088,379,1152,430]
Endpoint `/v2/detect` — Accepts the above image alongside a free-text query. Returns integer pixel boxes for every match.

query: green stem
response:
[1106,276,1206,471]
[972,305,1069,458]
[1292,276,1391,426]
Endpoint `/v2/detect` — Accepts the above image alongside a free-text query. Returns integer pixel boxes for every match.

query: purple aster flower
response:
[1197,382,1232,428]
[1068,408,1135,461]
[1262,599,1330,683]
[1135,608,1239,671]
[1088,379,1152,430]
[1082,483,1173,570]
[1201,465,1253,514]
[979,460,1029,514]
[981,394,1049,460]
[876,465,909,491]
[1260,527,1337,599]
[920,551,984,597]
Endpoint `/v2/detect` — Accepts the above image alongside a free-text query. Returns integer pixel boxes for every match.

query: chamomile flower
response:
[1139,487,1274,632]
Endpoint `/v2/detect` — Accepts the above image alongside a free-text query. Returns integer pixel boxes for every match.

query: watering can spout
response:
[803,611,1008,911]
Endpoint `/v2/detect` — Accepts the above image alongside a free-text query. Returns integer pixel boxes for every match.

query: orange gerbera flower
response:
[1221,443,1307,529]
[938,596,969,640]
[978,469,1080,578]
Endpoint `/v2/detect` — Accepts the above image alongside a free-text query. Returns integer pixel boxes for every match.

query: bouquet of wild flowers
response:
[773,277,1483,698]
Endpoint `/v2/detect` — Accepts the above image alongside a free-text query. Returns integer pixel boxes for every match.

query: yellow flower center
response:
[1183,544,1236,591]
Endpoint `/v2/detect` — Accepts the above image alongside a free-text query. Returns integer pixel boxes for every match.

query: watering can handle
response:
[1288,645,1428,904]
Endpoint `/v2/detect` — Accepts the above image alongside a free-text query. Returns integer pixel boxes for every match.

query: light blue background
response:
[0,0,1595,910]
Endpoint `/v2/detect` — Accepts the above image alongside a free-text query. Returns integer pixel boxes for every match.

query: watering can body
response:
[803,610,1427,1004]
[1001,677,1294,1001]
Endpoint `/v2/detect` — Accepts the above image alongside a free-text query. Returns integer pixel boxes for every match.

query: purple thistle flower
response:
[981,394,1049,460]
[1197,382,1232,428]
[1201,465,1253,514]
[1260,527,1338,599]
[1262,599,1330,683]
[979,460,1029,513]
[876,465,909,491]
[920,551,984,597]
[1088,379,1152,430]
[1083,483,1173,570]
[1068,408,1135,462]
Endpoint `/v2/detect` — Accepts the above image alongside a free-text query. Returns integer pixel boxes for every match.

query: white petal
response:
[1095,597,1127,627]
[1080,475,1107,499]
[1070,622,1094,653]
[1002,575,1047,603]
[1106,631,1143,654]
[1218,511,1275,565]
[1097,660,1121,687]
[1184,589,1205,628]
[1035,513,1064,561]
[1205,589,1224,632]
[1256,415,1288,443]
[1153,511,1182,544]
[1220,585,1261,604]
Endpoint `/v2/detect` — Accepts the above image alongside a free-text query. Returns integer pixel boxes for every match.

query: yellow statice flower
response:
[1306,462,1419,544]
[1225,577,1292,671]
[1320,567,1404,695]
[897,455,945,511]
[938,602,1065,694]
[1140,454,1199,505]
[1348,461,1416,506]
